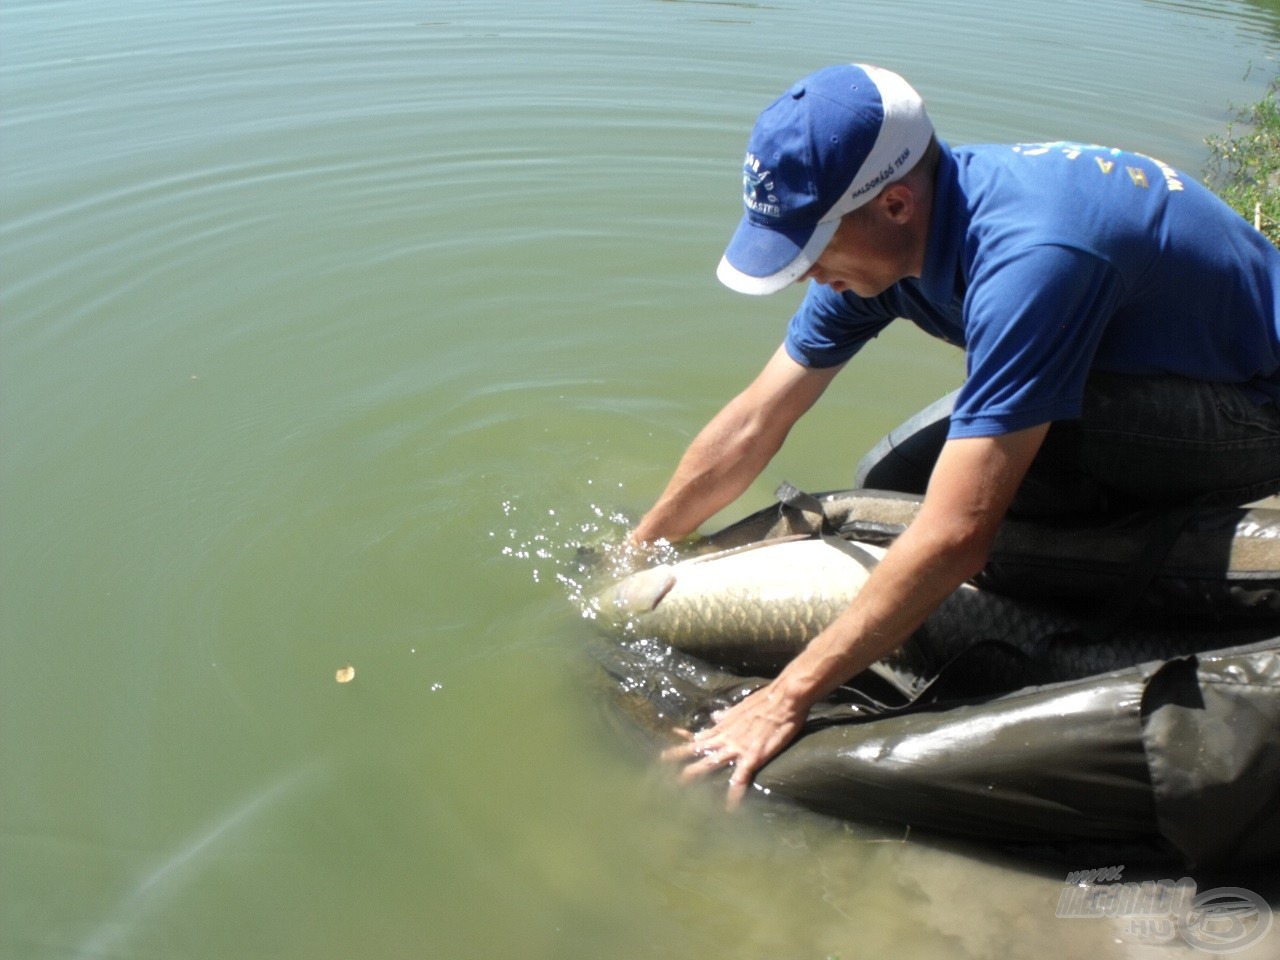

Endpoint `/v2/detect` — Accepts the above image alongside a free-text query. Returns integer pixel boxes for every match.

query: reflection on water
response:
[2,0,1277,957]
[74,762,325,960]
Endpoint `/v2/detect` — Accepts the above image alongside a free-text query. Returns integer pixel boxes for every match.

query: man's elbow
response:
[722,402,790,464]
[929,516,999,582]
[953,537,994,582]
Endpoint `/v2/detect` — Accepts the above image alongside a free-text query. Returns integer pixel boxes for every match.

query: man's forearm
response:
[766,426,1050,709]
[631,346,844,545]
[630,405,781,543]
[770,509,992,709]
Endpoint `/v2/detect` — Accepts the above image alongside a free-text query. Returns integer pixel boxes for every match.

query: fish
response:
[596,533,1280,697]
[597,536,879,674]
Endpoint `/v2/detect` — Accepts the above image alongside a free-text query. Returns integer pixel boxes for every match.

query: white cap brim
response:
[715,218,840,295]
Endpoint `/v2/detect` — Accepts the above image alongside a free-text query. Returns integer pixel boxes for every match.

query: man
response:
[632,63,1280,807]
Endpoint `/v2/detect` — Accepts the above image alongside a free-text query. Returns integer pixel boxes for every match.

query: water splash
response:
[491,490,679,621]
[491,489,695,738]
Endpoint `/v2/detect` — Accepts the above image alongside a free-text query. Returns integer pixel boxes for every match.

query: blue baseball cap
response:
[717,64,934,295]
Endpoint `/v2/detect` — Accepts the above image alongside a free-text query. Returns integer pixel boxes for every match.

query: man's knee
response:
[1074,373,1280,508]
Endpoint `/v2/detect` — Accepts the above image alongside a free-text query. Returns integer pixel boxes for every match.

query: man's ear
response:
[877,182,915,224]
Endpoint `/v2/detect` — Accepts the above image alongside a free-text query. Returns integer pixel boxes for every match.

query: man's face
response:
[798,192,916,297]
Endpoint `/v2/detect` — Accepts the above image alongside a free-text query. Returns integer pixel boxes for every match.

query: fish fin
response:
[819,535,884,571]
[775,480,835,536]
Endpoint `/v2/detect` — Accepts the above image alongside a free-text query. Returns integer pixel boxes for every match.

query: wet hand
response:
[661,683,807,810]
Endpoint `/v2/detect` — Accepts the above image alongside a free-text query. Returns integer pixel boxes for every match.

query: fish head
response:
[594,565,677,624]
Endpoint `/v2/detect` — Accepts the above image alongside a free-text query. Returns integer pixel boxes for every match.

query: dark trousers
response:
[856,372,1280,520]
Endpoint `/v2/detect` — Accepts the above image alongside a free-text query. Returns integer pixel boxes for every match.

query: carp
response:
[596,533,1279,690]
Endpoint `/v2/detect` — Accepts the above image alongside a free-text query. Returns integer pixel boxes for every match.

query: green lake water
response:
[3,1,1278,957]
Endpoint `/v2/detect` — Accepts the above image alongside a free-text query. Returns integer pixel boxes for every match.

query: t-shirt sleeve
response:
[948,243,1127,438]
[784,281,897,368]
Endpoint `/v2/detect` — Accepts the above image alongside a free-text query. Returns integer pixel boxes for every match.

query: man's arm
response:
[665,422,1051,807]
[630,345,844,544]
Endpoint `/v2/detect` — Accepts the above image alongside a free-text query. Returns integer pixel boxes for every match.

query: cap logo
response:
[742,153,780,218]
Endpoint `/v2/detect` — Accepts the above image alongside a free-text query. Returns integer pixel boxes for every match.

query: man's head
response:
[717,64,935,296]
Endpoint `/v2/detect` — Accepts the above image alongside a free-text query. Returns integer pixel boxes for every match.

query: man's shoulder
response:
[950,141,1212,210]
[947,140,1215,258]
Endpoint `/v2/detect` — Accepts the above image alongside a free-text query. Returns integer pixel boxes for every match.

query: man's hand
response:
[661,680,810,809]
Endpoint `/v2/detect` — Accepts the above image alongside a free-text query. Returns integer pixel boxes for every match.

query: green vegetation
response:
[1205,75,1280,247]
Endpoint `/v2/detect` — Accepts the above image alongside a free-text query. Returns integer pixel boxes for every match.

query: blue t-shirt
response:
[785,141,1280,438]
